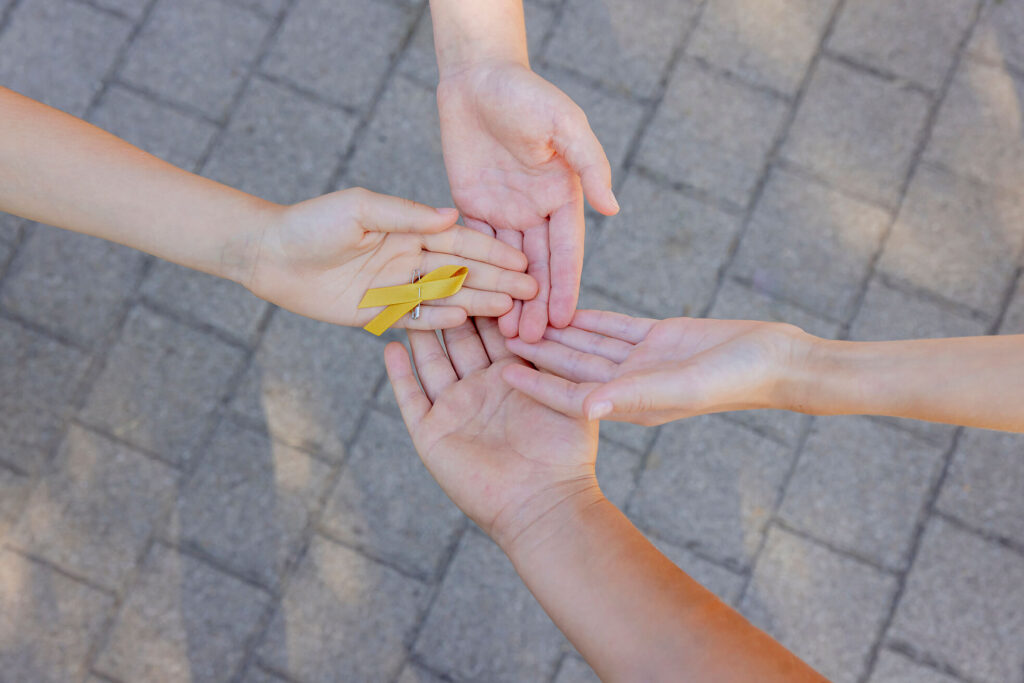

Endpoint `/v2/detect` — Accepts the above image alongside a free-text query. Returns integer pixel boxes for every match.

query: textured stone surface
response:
[688,0,837,95]
[258,536,426,683]
[396,663,449,683]
[170,419,329,589]
[554,656,600,683]
[651,536,746,605]
[414,531,565,682]
[584,174,742,316]
[638,60,789,206]
[95,544,271,683]
[320,411,464,579]
[968,0,1024,75]
[120,0,271,118]
[0,213,22,245]
[828,0,976,90]
[781,58,931,208]
[203,77,358,204]
[12,425,179,589]
[890,518,1024,683]
[1001,277,1024,334]
[731,168,891,320]
[0,549,114,683]
[595,438,642,510]
[0,225,145,346]
[631,415,793,568]
[867,649,961,683]
[879,164,1024,317]
[779,418,944,570]
[0,466,32,541]
[740,527,898,683]
[80,307,247,464]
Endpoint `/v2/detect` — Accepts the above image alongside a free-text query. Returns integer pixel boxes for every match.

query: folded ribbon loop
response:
[358,265,468,336]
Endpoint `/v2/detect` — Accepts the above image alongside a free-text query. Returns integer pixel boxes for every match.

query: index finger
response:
[546,191,585,329]
[422,225,528,272]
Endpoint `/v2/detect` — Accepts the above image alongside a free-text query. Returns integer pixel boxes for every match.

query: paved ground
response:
[0,0,1023,681]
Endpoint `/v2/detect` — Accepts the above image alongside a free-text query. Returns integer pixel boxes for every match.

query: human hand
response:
[243,187,537,330]
[502,311,813,426]
[437,61,619,342]
[384,317,600,549]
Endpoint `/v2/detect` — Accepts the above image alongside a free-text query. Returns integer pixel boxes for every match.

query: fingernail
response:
[436,207,458,216]
[609,193,620,213]
[588,401,613,421]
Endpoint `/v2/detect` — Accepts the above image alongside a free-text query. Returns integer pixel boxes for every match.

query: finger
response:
[424,287,513,318]
[518,225,551,343]
[584,372,668,422]
[422,225,527,272]
[552,108,619,216]
[571,309,656,344]
[408,329,458,402]
[495,229,524,338]
[463,217,496,237]
[505,337,617,383]
[501,364,593,419]
[546,194,584,329]
[394,305,467,331]
[543,325,633,363]
[442,321,491,378]
[353,188,459,233]
[419,252,538,300]
[384,342,431,431]
[474,316,517,363]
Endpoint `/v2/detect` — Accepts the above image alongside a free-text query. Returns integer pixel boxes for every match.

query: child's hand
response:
[384,318,600,550]
[243,188,538,329]
[502,311,812,426]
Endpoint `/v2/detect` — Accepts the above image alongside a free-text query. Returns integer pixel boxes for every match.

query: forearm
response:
[784,334,1024,432]
[428,0,529,77]
[503,493,825,682]
[0,87,276,283]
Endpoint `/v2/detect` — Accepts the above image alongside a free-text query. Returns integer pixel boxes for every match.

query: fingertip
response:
[518,316,546,344]
[498,304,521,338]
[384,341,409,374]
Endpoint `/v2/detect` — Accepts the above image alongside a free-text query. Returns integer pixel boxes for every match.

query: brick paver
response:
[1,0,1022,681]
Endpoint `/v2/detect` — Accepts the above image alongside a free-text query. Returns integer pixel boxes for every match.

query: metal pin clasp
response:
[412,269,422,320]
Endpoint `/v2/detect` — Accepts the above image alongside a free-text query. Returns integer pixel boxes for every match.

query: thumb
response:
[582,370,686,422]
[352,188,459,234]
[552,108,619,216]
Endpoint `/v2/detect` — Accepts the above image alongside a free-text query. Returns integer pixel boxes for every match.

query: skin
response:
[430,0,619,342]
[385,318,827,682]
[0,86,538,330]
[502,309,1024,433]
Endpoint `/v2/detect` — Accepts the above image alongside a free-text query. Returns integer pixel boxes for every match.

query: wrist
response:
[217,199,284,290]
[777,335,878,417]
[493,477,606,562]
[430,0,529,81]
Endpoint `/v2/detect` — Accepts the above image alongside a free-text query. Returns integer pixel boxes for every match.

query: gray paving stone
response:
[224,0,285,19]
[781,58,931,208]
[937,428,1024,548]
[90,0,149,20]
[401,0,553,88]
[95,544,270,683]
[169,419,329,589]
[0,225,146,347]
[0,0,131,115]
[0,466,33,542]
[0,241,11,274]
[740,527,898,683]
[924,59,1024,194]
[262,0,415,110]
[89,85,218,171]
[554,655,599,683]
[969,0,1024,75]
[595,438,641,510]
[119,0,271,119]
[0,549,114,683]
[1000,276,1024,334]
[779,417,944,570]
[0,213,24,245]
[140,260,268,344]
[890,517,1024,683]
[868,649,961,683]
[688,0,837,95]
[239,665,289,683]
[583,174,742,316]
[80,307,247,463]
[544,0,700,98]
[203,77,358,204]
[638,60,789,206]
[0,318,89,474]
[731,167,891,321]
[651,535,746,605]
[828,0,976,91]
[258,535,426,683]
[320,411,464,579]
[396,663,447,683]
[342,76,451,209]
[231,310,385,461]
[630,415,793,568]
[710,278,839,445]
[12,424,179,590]
[414,531,564,682]
[879,164,1024,317]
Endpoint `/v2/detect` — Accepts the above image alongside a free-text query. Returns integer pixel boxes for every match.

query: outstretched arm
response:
[385,318,826,681]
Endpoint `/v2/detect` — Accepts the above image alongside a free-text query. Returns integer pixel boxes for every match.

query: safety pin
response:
[412,269,422,320]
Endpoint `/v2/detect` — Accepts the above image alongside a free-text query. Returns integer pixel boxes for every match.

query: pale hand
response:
[244,187,537,330]
[502,311,811,426]
[384,317,599,548]
[438,62,618,343]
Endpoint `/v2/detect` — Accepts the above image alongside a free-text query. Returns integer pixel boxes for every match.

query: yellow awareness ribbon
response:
[358,265,468,336]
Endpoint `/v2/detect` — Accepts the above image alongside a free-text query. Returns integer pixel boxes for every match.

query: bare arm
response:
[428,0,530,77]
